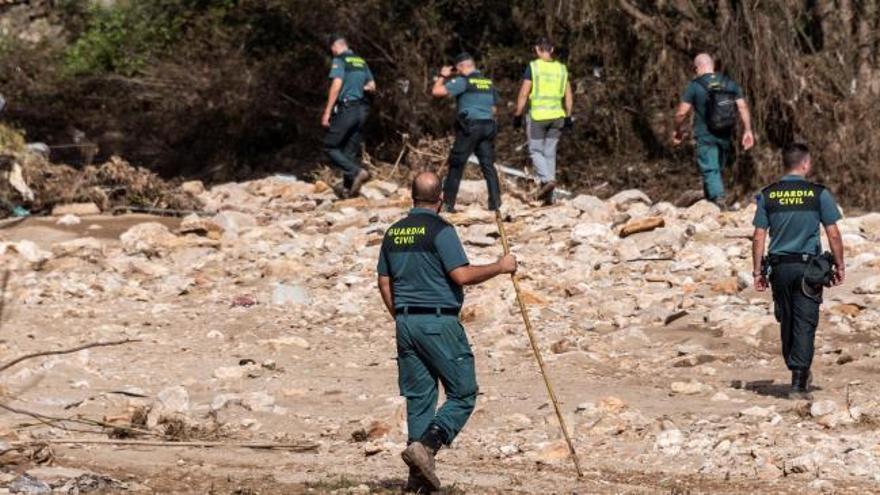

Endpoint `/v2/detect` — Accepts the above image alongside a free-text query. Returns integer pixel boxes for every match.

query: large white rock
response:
[609,189,652,209]
[571,223,614,246]
[455,180,488,206]
[854,276,880,295]
[120,222,178,256]
[654,428,683,455]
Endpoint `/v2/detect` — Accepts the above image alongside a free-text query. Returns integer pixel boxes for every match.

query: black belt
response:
[338,98,367,108]
[768,253,812,265]
[396,306,460,316]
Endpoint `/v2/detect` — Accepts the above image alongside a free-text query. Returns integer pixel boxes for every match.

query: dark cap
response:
[454,52,473,64]
[327,33,346,47]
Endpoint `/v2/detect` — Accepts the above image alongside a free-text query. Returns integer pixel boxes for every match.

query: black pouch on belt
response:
[803,251,835,287]
[802,251,835,301]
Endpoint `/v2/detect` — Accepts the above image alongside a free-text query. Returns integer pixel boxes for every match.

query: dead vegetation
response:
[1,1,878,206]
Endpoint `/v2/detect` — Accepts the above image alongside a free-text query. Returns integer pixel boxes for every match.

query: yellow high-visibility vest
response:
[528,59,568,121]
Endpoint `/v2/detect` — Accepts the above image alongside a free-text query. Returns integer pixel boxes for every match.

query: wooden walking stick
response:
[494,209,584,478]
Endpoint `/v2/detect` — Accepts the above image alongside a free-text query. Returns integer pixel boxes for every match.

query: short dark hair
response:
[328,33,346,48]
[535,37,555,52]
[783,143,810,170]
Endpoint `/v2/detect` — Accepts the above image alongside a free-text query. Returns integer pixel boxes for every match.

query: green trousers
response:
[696,138,732,201]
[770,262,821,371]
[395,313,478,444]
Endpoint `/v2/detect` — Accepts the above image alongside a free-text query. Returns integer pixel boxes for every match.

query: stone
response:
[262,335,311,350]
[571,195,611,222]
[807,480,835,494]
[550,338,576,354]
[810,400,840,418]
[740,406,773,418]
[455,180,488,205]
[535,440,569,462]
[854,276,880,295]
[213,366,246,380]
[271,283,312,306]
[785,451,825,474]
[654,428,683,455]
[51,202,100,216]
[571,223,614,246]
[8,474,50,494]
[711,277,742,295]
[499,444,520,457]
[670,380,711,395]
[56,214,81,226]
[178,215,224,238]
[212,211,257,234]
[120,222,178,256]
[156,385,189,414]
[619,216,665,237]
[684,200,721,220]
[181,180,206,196]
[608,189,652,209]
[52,237,105,261]
[242,391,275,412]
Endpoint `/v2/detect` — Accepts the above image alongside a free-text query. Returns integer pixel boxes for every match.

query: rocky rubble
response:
[2,175,880,491]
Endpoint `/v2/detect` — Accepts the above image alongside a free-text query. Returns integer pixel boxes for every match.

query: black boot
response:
[789,369,813,400]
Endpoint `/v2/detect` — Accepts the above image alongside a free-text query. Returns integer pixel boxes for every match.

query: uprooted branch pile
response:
[1,1,878,205]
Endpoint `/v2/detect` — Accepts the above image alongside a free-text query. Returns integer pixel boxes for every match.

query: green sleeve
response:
[732,79,745,99]
[752,194,769,229]
[681,82,697,104]
[819,189,842,226]
[377,246,390,276]
[328,57,345,80]
[445,77,467,97]
[434,226,469,273]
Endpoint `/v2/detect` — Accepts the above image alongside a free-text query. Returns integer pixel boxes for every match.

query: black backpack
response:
[696,76,738,134]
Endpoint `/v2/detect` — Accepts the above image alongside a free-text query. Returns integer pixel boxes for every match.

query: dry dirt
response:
[2,177,880,494]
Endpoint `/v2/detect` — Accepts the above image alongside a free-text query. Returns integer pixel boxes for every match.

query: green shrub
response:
[63,2,185,76]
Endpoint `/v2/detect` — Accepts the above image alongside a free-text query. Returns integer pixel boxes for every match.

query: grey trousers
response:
[527,117,564,183]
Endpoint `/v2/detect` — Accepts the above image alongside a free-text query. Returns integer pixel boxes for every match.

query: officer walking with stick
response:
[431,53,503,212]
[377,171,516,492]
[752,143,845,399]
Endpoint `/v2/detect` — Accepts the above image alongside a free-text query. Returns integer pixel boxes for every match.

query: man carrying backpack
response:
[673,53,754,208]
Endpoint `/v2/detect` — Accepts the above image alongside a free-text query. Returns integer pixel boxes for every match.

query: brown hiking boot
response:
[535,181,556,205]
[401,442,440,492]
[404,466,431,493]
[349,168,372,197]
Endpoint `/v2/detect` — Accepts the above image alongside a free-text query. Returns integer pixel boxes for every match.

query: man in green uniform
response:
[322,34,375,199]
[752,143,845,399]
[377,171,516,492]
[673,53,755,207]
[431,53,502,212]
[513,38,574,205]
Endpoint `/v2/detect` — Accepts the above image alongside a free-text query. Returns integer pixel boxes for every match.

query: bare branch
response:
[0,339,141,373]
[13,438,320,452]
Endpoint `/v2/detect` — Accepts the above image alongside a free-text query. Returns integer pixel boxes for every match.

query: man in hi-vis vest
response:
[514,38,574,205]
